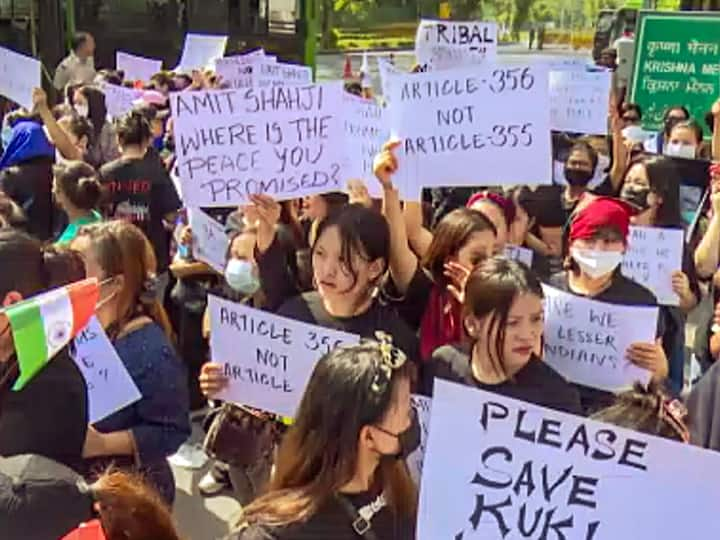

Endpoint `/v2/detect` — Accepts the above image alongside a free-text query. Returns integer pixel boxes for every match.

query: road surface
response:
[171,43,593,540]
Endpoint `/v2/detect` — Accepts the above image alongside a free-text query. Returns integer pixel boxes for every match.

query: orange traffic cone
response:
[343,55,353,79]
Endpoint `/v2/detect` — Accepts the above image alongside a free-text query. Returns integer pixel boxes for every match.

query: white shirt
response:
[53,53,97,90]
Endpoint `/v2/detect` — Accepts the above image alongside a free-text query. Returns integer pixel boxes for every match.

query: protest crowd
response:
[3,14,720,540]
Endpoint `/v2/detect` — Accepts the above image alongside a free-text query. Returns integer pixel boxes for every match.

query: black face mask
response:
[377,408,421,460]
[564,166,594,187]
[620,184,651,211]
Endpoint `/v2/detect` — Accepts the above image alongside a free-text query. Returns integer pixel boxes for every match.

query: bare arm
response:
[609,111,627,193]
[695,190,720,278]
[712,100,720,160]
[375,141,418,295]
[33,88,82,161]
[403,201,433,260]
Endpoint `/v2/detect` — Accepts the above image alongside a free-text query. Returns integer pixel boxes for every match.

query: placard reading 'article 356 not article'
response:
[170,83,347,207]
[386,63,551,198]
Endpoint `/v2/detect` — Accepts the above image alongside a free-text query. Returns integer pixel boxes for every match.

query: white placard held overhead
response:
[170,83,347,207]
[176,33,228,72]
[549,69,612,134]
[343,93,389,198]
[187,208,230,274]
[406,394,432,487]
[103,83,142,119]
[415,20,498,72]
[71,317,142,424]
[116,51,162,83]
[209,296,359,417]
[622,225,684,306]
[253,62,312,87]
[0,46,41,110]
[418,379,720,540]
[387,63,551,198]
[542,284,657,392]
[504,244,534,267]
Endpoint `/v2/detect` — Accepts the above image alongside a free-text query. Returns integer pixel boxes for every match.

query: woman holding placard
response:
[548,196,668,413]
[72,221,190,504]
[618,156,700,394]
[373,141,497,360]
[250,193,424,391]
[431,257,582,415]
[72,86,120,168]
[229,336,418,540]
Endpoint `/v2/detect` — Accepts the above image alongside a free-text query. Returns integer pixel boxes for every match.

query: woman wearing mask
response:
[72,221,190,504]
[374,142,496,360]
[619,157,699,396]
[251,194,423,390]
[0,230,88,470]
[73,85,120,167]
[645,105,690,156]
[229,338,418,540]
[53,161,103,245]
[432,257,582,414]
[664,120,704,160]
[548,196,668,412]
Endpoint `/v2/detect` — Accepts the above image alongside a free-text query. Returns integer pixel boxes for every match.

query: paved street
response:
[171,43,593,540]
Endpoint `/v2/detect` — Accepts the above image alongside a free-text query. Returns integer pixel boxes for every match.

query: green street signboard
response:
[631,10,720,135]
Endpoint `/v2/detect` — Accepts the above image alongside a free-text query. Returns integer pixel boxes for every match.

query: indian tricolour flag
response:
[3,278,99,391]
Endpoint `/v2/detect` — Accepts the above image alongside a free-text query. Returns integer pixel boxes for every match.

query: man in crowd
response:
[53,32,97,91]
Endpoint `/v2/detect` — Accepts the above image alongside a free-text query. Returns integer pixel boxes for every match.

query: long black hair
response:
[78,86,108,140]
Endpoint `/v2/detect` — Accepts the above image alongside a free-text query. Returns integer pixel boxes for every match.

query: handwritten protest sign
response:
[116,51,162,83]
[216,57,259,89]
[176,33,228,71]
[170,83,347,207]
[542,285,657,392]
[0,46,41,110]
[622,226,684,306]
[71,317,141,424]
[505,244,533,267]
[387,63,551,198]
[549,69,611,134]
[253,62,312,87]
[188,208,230,274]
[415,20,497,71]
[407,394,432,486]
[103,83,142,119]
[419,379,720,539]
[343,93,389,198]
[209,296,359,417]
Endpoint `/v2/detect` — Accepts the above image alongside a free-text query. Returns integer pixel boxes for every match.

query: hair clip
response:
[661,398,690,443]
[369,331,407,394]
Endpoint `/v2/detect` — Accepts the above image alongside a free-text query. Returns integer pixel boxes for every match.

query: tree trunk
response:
[321,0,332,49]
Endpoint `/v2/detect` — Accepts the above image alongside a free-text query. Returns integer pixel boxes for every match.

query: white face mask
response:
[570,247,623,279]
[224,258,260,295]
[75,103,89,118]
[664,142,696,159]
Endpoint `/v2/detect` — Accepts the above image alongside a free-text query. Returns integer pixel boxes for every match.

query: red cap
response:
[466,192,516,227]
[61,520,107,540]
[569,196,633,244]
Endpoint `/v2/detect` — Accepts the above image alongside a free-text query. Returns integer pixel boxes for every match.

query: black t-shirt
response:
[277,292,426,393]
[100,152,181,271]
[232,492,415,540]
[547,271,664,413]
[381,265,434,332]
[431,344,583,415]
[0,349,88,471]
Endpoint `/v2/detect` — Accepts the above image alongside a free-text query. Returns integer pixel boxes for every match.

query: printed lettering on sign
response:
[418,380,720,539]
[415,20,498,72]
[209,296,359,417]
[170,83,347,207]
[541,285,657,392]
[386,63,551,199]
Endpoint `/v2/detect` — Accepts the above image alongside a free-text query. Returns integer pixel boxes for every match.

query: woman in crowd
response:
[547,196,668,412]
[72,221,190,504]
[645,105,690,156]
[53,161,103,245]
[301,192,348,245]
[618,156,700,393]
[432,256,582,414]
[466,191,514,253]
[0,230,88,470]
[229,338,417,540]
[73,85,120,167]
[373,142,496,360]
[664,119,704,160]
[593,381,690,442]
[100,110,181,301]
[251,193,423,390]
[56,113,94,165]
